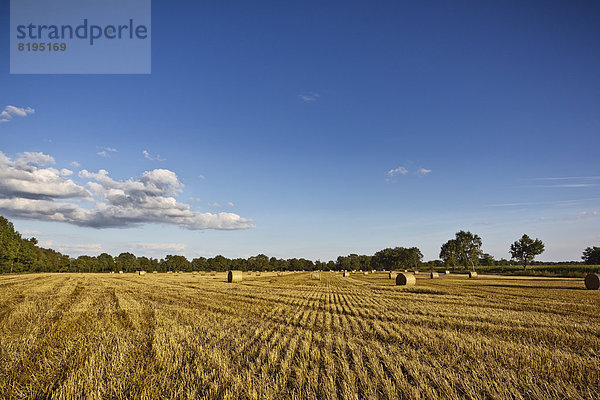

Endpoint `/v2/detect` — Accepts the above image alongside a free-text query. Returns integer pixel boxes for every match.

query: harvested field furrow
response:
[0,272,599,400]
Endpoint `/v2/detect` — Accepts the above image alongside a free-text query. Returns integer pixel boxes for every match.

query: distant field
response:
[0,272,599,399]
[446,264,600,278]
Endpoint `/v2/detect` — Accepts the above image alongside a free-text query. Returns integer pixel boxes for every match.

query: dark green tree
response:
[510,234,545,270]
[479,253,495,266]
[439,239,459,267]
[115,252,137,273]
[97,253,115,272]
[441,231,483,271]
[372,247,422,270]
[582,246,600,265]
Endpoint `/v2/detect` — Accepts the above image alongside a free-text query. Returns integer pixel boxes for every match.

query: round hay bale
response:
[584,273,600,290]
[228,270,242,283]
[110,271,115,274]
[396,272,416,286]
[152,270,158,274]
[138,270,146,276]
[255,271,261,276]
[342,271,350,277]
[119,270,124,274]
[468,271,478,278]
[445,270,450,274]
[277,271,282,276]
[413,270,419,275]
[389,271,398,279]
[310,271,321,280]
[430,272,439,279]
[363,271,369,275]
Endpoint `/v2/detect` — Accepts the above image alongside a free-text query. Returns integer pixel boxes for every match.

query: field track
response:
[0,271,599,399]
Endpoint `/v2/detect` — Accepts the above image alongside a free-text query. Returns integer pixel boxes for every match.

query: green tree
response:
[439,239,459,267]
[115,252,137,273]
[440,231,483,270]
[510,234,545,270]
[479,253,495,266]
[372,247,422,270]
[0,217,21,273]
[582,246,600,265]
[162,255,190,272]
[97,253,115,272]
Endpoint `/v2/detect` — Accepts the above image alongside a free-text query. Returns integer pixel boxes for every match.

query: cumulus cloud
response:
[143,150,166,161]
[0,151,254,230]
[0,105,35,123]
[0,152,91,200]
[417,168,432,176]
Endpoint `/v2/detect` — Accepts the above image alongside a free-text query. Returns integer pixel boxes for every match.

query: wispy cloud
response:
[143,150,166,162]
[537,184,597,188]
[0,105,35,123]
[386,166,408,178]
[488,197,600,207]
[533,176,600,181]
[55,243,103,255]
[97,147,117,158]
[70,161,81,168]
[0,150,254,230]
[526,176,600,188]
[417,168,432,176]
[577,210,600,220]
[299,92,320,102]
[127,242,187,254]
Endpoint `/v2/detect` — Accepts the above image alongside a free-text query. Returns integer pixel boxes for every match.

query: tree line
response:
[1,216,599,274]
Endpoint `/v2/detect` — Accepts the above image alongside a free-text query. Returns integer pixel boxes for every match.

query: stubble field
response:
[0,271,599,400]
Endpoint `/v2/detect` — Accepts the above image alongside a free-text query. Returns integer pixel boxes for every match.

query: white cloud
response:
[16,152,54,166]
[0,151,254,230]
[127,242,187,253]
[299,92,320,102]
[534,176,600,181]
[417,168,432,176]
[71,161,81,168]
[55,243,103,255]
[60,168,73,176]
[143,150,166,162]
[97,147,117,158]
[208,202,221,207]
[0,151,90,199]
[21,229,43,236]
[227,202,234,207]
[198,174,205,179]
[0,105,35,123]
[386,166,408,178]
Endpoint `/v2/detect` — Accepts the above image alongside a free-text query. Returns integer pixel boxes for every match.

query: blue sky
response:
[1,1,599,261]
